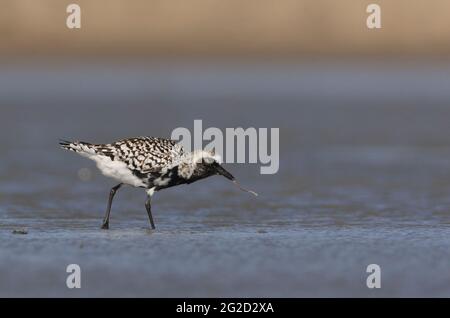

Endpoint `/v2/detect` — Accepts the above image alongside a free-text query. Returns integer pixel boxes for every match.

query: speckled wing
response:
[94,136,184,176]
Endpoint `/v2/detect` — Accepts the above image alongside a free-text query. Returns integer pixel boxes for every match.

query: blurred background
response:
[2,0,450,297]
[1,0,450,58]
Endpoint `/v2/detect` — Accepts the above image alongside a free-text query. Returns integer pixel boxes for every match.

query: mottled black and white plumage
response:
[60,136,253,230]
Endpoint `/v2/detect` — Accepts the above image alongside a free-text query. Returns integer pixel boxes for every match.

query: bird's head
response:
[186,149,257,196]
[188,149,234,180]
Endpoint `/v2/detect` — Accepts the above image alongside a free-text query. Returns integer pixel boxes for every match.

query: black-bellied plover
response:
[60,137,257,230]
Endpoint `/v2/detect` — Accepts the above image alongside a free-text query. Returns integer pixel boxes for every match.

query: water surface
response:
[1,62,450,297]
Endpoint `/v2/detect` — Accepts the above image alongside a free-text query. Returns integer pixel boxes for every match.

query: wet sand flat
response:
[1,62,450,297]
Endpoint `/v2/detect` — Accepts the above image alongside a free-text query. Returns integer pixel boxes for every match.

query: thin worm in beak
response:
[232,180,258,197]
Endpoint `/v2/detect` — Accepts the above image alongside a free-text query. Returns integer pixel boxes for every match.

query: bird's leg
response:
[145,189,156,230]
[101,183,122,229]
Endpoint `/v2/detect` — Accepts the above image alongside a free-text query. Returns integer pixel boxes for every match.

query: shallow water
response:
[1,62,450,297]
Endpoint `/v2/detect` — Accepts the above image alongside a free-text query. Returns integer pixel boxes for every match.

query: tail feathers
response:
[59,139,96,156]
[59,139,74,149]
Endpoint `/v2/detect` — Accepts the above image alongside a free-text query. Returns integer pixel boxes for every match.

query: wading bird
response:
[60,137,257,230]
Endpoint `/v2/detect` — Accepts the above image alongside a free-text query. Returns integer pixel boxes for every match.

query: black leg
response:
[145,196,156,230]
[101,183,122,229]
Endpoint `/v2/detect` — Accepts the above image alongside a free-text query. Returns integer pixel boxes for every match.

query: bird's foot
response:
[101,222,109,230]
